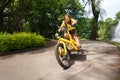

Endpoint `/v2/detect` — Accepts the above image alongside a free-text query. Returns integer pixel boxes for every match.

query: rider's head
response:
[64,14,71,23]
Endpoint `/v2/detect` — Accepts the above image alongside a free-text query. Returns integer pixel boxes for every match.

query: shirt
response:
[60,18,76,31]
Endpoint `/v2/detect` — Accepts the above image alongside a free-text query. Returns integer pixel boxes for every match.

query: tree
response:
[77,17,93,39]
[0,0,84,38]
[81,0,102,40]
[0,0,12,32]
[0,0,31,32]
[90,0,101,40]
[24,0,84,38]
[115,11,120,20]
[98,17,119,40]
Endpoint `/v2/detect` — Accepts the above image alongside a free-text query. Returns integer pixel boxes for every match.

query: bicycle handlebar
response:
[55,33,60,39]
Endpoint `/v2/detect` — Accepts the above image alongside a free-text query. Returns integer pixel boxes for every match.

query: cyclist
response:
[58,14,81,48]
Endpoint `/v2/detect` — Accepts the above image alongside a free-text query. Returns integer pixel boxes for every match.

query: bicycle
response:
[55,29,83,69]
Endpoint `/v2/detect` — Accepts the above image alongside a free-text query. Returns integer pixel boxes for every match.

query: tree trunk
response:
[16,16,22,32]
[0,15,4,32]
[90,17,99,40]
[0,0,11,32]
[90,0,100,40]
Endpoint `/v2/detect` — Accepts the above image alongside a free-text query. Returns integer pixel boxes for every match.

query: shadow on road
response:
[63,53,87,70]
[69,53,87,68]
[63,49,88,70]
[71,53,87,61]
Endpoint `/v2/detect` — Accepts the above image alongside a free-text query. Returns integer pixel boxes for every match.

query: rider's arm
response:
[71,18,77,26]
[58,26,62,32]
[58,21,65,32]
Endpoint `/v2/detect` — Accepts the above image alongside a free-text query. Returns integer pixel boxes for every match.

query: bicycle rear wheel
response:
[55,43,71,69]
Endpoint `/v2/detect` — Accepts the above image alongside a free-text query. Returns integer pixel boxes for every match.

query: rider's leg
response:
[69,29,81,48]
[64,33,70,40]
[73,35,81,48]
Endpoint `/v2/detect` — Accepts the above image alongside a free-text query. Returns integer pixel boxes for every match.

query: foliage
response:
[1,0,120,41]
[0,32,46,53]
[76,17,93,39]
[0,0,84,38]
[115,11,120,20]
[98,18,119,40]
[82,0,103,40]
[98,11,120,40]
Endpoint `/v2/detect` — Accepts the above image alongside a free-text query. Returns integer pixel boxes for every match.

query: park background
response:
[0,0,120,55]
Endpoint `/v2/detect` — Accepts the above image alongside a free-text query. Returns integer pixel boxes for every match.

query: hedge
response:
[0,32,46,53]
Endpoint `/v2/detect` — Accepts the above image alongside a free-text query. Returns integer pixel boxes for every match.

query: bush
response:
[98,18,119,40]
[0,32,46,53]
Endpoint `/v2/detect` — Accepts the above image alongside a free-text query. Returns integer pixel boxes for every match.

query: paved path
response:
[0,40,120,80]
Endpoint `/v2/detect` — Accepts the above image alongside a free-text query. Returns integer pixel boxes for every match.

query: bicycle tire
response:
[55,43,71,69]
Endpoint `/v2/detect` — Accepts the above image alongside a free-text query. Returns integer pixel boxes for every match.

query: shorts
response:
[69,29,78,36]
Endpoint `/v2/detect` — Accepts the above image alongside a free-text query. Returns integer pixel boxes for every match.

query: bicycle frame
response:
[57,30,79,55]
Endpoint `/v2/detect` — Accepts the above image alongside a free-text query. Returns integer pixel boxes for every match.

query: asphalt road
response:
[0,40,120,80]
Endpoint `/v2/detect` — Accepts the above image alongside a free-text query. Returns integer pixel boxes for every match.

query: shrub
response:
[98,18,119,40]
[0,32,46,54]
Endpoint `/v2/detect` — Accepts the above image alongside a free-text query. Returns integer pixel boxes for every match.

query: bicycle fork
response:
[58,41,68,55]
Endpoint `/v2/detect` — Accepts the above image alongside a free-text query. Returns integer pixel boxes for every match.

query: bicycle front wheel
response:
[55,43,71,69]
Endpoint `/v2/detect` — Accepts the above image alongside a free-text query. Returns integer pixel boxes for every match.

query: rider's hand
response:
[58,29,61,32]
[71,20,77,26]
[72,23,76,26]
[58,27,62,32]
